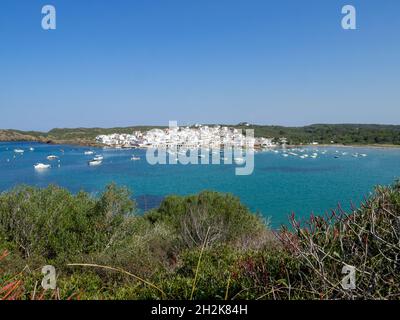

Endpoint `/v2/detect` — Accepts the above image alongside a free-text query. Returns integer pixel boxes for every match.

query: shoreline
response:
[2,139,400,150]
[303,143,400,149]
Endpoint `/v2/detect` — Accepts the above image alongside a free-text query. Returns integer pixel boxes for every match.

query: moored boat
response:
[88,159,102,166]
[34,163,51,170]
[234,157,245,164]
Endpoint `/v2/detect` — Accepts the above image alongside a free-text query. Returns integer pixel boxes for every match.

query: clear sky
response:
[0,0,399,131]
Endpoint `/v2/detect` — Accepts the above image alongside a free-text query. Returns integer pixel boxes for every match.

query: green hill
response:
[1,124,400,146]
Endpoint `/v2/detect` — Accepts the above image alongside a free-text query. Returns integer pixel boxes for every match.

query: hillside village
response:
[95,125,277,149]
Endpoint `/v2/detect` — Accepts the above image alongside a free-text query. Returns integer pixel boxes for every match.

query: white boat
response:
[47,155,58,160]
[93,155,104,161]
[84,151,94,155]
[88,159,102,166]
[311,155,318,159]
[14,149,24,153]
[34,163,51,170]
[29,147,35,151]
[282,154,289,157]
[360,154,367,157]
[234,157,245,164]
[131,156,140,161]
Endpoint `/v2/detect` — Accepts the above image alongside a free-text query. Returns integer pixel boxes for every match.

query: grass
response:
[190,227,210,300]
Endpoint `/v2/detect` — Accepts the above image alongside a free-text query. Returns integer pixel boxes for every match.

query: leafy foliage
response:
[1,182,400,300]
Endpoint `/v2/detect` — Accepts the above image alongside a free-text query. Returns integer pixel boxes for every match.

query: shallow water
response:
[1,142,399,227]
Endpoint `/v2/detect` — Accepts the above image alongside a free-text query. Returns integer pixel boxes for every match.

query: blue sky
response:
[0,0,399,131]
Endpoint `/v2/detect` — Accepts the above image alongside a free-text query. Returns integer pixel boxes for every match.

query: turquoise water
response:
[1,142,400,227]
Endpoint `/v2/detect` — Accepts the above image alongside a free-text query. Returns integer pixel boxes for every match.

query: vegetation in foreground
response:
[2,123,400,146]
[0,182,399,300]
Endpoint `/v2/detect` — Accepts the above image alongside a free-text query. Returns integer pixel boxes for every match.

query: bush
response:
[145,191,267,250]
[1,182,400,300]
[0,184,135,264]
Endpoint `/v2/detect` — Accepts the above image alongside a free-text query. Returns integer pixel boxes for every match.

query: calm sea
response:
[1,142,399,228]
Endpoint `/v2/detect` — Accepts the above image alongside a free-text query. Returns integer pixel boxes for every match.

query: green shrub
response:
[1,182,400,300]
[0,184,135,264]
[145,191,267,249]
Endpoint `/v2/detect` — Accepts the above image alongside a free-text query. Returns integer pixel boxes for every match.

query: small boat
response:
[311,155,317,159]
[334,155,340,159]
[131,156,140,161]
[360,154,367,157]
[93,155,104,161]
[84,151,94,155]
[34,163,51,170]
[14,149,24,153]
[282,154,289,157]
[234,157,245,164]
[198,155,206,158]
[88,159,102,166]
[47,155,59,160]
[29,147,35,151]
